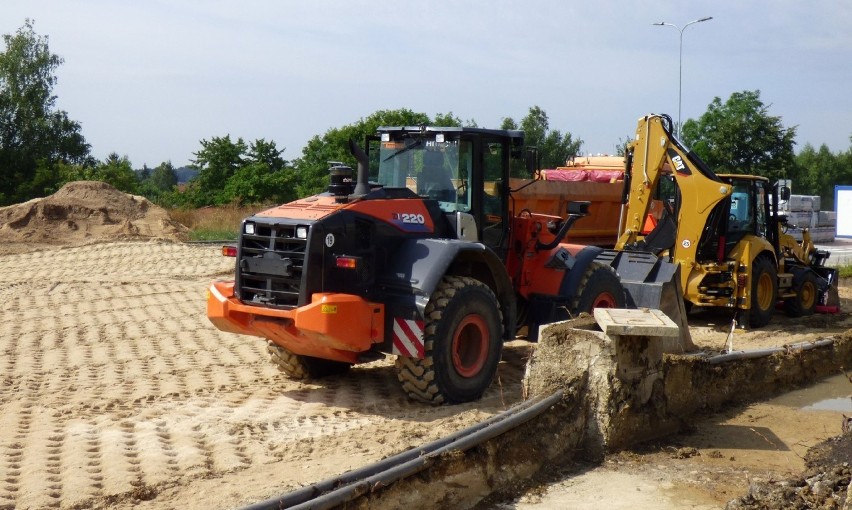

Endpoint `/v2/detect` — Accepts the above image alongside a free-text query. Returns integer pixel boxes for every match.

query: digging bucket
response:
[596,250,694,351]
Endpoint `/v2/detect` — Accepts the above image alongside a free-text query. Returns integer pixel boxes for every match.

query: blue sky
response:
[4,1,851,168]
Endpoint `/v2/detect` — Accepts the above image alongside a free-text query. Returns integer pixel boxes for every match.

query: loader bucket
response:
[596,250,695,352]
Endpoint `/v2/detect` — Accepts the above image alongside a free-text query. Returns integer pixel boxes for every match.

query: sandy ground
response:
[0,240,530,510]
[0,239,850,509]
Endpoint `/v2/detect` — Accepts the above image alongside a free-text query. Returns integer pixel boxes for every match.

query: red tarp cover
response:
[541,169,623,183]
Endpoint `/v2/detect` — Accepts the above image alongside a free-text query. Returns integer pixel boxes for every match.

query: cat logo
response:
[667,149,691,175]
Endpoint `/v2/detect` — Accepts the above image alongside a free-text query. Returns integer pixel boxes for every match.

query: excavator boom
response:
[616,114,732,279]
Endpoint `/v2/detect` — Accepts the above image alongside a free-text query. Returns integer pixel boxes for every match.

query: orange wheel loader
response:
[208,127,628,404]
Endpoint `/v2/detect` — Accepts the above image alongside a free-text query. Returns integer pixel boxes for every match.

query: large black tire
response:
[394,275,503,405]
[748,255,777,328]
[784,269,818,318]
[266,341,352,379]
[571,262,626,314]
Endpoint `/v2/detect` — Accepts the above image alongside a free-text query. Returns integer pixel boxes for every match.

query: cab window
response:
[481,141,505,249]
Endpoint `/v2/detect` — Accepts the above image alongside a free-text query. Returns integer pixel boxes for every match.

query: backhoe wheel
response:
[748,256,777,328]
[784,270,818,318]
[571,262,626,314]
[266,341,351,380]
[394,276,503,405]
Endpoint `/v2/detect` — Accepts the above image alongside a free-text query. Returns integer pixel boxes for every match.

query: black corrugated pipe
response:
[349,139,371,197]
[705,339,834,365]
[240,390,565,510]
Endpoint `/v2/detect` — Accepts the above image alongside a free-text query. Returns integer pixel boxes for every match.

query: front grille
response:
[238,222,309,307]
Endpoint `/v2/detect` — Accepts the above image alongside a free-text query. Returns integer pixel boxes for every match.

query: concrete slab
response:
[593,308,680,338]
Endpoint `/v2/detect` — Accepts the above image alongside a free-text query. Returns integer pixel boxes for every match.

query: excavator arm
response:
[617,114,732,288]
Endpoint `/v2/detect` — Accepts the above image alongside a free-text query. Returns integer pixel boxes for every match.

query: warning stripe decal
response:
[392,318,425,358]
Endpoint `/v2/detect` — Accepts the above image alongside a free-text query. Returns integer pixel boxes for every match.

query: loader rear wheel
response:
[394,275,503,405]
[784,270,818,317]
[266,341,351,380]
[748,256,777,328]
[571,262,626,314]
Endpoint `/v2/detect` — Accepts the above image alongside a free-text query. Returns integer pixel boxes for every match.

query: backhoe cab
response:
[605,113,838,328]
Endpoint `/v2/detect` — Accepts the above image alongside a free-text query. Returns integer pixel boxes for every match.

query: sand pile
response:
[0,181,189,246]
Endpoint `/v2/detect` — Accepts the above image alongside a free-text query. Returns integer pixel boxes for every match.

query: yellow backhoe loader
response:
[597,114,839,329]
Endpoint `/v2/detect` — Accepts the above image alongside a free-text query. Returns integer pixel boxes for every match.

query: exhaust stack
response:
[349,139,371,196]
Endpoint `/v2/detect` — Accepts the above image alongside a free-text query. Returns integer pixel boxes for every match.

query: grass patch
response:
[169,205,265,241]
[838,264,852,278]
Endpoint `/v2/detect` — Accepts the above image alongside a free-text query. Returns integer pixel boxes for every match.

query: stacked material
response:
[780,194,835,243]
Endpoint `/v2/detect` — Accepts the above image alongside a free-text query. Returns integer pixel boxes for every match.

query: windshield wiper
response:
[383,139,421,162]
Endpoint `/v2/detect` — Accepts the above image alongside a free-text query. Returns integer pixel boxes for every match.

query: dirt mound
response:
[0,181,189,247]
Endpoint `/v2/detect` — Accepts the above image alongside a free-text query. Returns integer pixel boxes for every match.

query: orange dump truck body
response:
[511,156,624,246]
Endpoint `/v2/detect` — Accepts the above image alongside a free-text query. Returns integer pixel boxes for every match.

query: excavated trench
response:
[252,315,852,510]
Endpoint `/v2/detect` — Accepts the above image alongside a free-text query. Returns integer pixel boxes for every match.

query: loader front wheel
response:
[784,270,817,317]
[571,262,626,314]
[394,276,503,405]
[748,256,777,328]
[267,341,351,379]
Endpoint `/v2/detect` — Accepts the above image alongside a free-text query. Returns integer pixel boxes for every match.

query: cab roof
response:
[376,125,525,141]
[717,173,770,182]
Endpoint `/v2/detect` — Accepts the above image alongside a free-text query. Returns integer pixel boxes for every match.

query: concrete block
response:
[787,195,821,212]
[817,210,837,226]
[787,211,816,229]
[810,226,835,243]
[593,308,682,405]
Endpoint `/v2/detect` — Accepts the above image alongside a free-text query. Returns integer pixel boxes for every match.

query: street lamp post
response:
[653,16,713,137]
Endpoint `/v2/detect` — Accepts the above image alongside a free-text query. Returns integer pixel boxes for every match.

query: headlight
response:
[296,226,308,239]
[245,223,255,235]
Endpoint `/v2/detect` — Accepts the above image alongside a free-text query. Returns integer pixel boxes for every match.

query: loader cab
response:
[695,175,777,261]
[368,127,527,258]
[720,175,775,251]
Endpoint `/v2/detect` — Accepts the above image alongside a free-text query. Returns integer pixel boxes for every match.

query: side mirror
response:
[567,201,591,217]
[779,186,791,201]
[525,147,539,177]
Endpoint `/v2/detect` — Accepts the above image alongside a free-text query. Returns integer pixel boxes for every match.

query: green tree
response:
[187,135,247,206]
[0,19,90,204]
[94,153,138,193]
[794,137,852,210]
[432,111,477,128]
[137,161,173,204]
[138,164,151,181]
[148,161,178,192]
[293,108,431,197]
[681,90,797,182]
[223,162,296,205]
[176,136,297,207]
[248,138,286,171]
[501,106,582,171]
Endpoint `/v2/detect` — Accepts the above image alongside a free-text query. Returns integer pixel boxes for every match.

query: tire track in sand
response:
[0,241,527,509]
